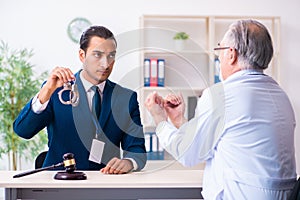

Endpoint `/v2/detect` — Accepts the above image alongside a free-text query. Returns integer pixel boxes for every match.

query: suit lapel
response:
[72,71,97,149]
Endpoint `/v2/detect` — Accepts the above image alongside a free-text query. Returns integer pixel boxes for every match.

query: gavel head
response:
[62,153,76,173]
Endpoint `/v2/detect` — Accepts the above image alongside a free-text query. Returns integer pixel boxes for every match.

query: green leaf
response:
[0,40,49,170]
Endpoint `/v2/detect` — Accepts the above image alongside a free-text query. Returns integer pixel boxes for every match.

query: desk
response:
[0,168,203,200]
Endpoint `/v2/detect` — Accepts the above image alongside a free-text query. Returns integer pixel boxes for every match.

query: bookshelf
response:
[139,15,280,159]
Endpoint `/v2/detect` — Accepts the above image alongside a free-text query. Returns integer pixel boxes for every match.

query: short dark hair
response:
[79,25,117,52]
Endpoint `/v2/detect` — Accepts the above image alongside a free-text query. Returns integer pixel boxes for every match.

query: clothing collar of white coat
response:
[223,69,265,83]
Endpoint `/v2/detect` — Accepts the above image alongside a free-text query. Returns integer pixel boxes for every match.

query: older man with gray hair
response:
[145,19,297,199]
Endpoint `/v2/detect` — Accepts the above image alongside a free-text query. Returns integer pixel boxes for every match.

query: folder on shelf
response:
[144,59,150,86]
[157,59,165,87]
[144,133,151,152]
[188,96,198,120]
[145,132,164,160]
[214,57,221,83]
[150,59,158,87]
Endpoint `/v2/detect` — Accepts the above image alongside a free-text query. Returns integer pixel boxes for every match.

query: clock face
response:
[67,18,92,43]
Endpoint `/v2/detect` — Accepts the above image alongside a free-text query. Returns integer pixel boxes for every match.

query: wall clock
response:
[67,17,92,43]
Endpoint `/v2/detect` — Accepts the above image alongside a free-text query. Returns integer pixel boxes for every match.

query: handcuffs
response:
[58,81,79,107]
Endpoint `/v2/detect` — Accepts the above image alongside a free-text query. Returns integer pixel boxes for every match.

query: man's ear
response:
[79,49,85,62]
[228,48,238,65]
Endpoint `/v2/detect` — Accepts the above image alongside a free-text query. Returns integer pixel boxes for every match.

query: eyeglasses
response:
[214,43,230,51]
[214,43,231,56]
[214,46,230,51]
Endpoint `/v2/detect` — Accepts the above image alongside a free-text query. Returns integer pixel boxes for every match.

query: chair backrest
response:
[288,177,300,200]
[35,151,48,169]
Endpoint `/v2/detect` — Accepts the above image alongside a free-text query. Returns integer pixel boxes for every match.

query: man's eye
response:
[94,53,101,58]
[108,54,116,59]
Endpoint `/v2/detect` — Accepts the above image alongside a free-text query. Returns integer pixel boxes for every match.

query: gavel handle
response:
[13,162,63,178]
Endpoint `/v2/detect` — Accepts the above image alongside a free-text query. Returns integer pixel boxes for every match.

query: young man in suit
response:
[13,26,147,174]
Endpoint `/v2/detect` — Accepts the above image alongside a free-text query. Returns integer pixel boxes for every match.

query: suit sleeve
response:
[121,91,147,171]
[13,98,53,139]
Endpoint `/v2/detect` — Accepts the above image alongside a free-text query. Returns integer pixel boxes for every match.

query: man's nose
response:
[99,55,109,68]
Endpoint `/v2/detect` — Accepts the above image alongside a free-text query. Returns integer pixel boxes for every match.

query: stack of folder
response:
[144,58,165,87]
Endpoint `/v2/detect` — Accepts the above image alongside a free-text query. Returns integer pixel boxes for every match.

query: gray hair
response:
[224,19,274,70]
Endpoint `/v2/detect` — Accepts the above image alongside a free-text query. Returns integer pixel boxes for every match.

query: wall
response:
[0,0,300,173]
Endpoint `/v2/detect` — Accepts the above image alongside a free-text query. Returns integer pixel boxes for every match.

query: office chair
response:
[35,151,48,169]
[288,177,300,200]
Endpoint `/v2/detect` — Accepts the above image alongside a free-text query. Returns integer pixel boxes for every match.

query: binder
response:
[214,57,220,83]
[188,96,198,120]
[152,133,158,152]
[144,59,150,86]
[157,59,165,87]
[144,133,151,152]
[150,59,158,87]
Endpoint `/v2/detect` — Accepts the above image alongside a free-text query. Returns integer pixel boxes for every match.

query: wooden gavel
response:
[13,153,76,178]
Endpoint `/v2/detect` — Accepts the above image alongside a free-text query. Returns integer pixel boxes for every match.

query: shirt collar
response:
[225,69,264,82]
[79,71,106,94]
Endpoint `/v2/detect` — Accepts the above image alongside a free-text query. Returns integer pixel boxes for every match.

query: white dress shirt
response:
[156,70,297,200]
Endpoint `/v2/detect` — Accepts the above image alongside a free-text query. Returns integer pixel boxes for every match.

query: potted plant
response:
[173,32,189,40]
[0,41,48,170]
[173,32,189,51]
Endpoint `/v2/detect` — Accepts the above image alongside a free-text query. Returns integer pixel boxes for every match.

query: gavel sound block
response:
[13,153,87,180]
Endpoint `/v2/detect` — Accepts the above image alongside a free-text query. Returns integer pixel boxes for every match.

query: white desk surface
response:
[0,161,204,189]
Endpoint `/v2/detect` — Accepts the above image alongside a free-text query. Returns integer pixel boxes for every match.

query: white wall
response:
[1,0,300,173]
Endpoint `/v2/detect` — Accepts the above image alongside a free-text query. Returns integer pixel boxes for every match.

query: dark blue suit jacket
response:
[13,71,147,171]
